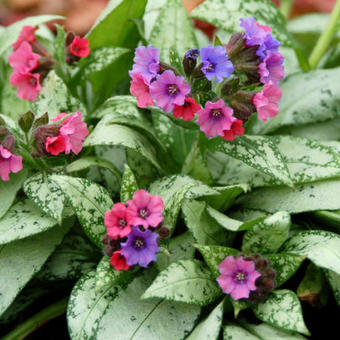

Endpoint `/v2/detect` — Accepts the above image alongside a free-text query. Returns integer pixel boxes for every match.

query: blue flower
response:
[120,226,160,268]
[200,45,234,83]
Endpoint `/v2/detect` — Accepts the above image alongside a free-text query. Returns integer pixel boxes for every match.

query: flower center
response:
[168,84,179,96]
[118,218,127,228]
[30,77,37,85]
[210,109,223,119]
[205,61,215,72]
[133,237,145,249]
[139,208,149,219]
[234,271,247,283]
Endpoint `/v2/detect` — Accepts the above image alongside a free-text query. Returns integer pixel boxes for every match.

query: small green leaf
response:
[242,212,291,254]
[252,290,310,335]
[50,175,113,248]
[120,164,138,203]
[142,259,221,305]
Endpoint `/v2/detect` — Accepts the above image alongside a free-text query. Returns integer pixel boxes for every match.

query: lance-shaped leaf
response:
[252,290,310,335]
[190,0,293,47]
[142,259,222,305]
[242,212,291,254]
[120,164,138,203]
[206,135,293,187]
[282,230,340,275]
[50,175,113,248]
[0,218,72,316]
[67,269,200,340]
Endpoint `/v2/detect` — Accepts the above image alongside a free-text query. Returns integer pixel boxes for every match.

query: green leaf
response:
[156,232,195,272]
[0,218,71,316]
[224,324,258,340]
[242,212,291,254]
[120,164,139,203]
[23,173,65,223]
[31,71,86,119]
[236,179,340,213]
[187,299,224,340]
[251,68,340,135]
[282,230,340,275]
[35,233,99,282]
[0,169,27,219]
[148,175,217,233]
[50,175,113,248]
[0,15,64,56]
[252,290,310,335]
[0,199,58,245]
[149,0,198,63]
[324,269,340,307]
[267,253,305,287]
[206,135,293,187]
[182,200,227,245]
[190,0,293,47]
[195,244,239,278]
[68,269,200,340]
[142,259,221,305]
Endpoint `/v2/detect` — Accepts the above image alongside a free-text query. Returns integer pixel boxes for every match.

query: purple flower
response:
[185,48,199,60]
[258,51,284,84]
[217,255,261,300]
[197,99,235,138]
[149,70,191,113]
[129,45,160,83]
[200,45,234,83]
[120,226,160,268]
[240,17,280,61]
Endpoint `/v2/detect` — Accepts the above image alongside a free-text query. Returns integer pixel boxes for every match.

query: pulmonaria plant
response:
[128,17,285,141]
[103,189,165,270]
[8,25,91,101]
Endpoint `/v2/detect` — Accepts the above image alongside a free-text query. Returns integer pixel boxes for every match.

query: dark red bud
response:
[2,135,15,152]
[159,227,170,239]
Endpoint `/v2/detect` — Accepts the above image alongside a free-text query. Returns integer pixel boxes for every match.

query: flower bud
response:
[33,124,61,156]
[2,135,15,152]
[183,48,199,76]
[33,112,49,129]
[225,32,246,60]
[158,227,170,239]
[0,126,10,138]
[229,90,256,122]
[18,111,35,133]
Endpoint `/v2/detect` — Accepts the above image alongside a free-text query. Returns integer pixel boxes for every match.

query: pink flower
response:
[0,145,23,181]
[110,250,130,271]
[197,99,235,138]
[105,203,132,239]
[9,41,40,73]
[53,112,89,155]
[130,74,154,108]
[217,255,261,300]
[126,189,164,229]
[258,51,284,84]
[253,83,282,122]
[12,25,37,50]
[173,97,201,121]
[223,119,245,141]
[45,135,66,156]
[10,70,41,101]
[70,36,90,57]
[149,70,191,113]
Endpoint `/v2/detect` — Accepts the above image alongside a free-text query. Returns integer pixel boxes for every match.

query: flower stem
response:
[309,0,340,69]
[2,298,68,340]
[280,0,294,19]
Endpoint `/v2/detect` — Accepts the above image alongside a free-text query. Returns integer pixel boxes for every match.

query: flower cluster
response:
[103,189,165,270]
[129,18,284,141]
[9,26,90,102]
[217,254,276,302]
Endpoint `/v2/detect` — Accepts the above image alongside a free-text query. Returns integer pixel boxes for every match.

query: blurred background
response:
[0,0,337,36]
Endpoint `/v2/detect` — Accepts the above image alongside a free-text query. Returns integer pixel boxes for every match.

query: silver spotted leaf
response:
[120,164,138,203]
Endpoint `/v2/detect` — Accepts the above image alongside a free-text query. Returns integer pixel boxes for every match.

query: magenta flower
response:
[129,73,154,108]
[253,82,282,122]
[120,226,160,268]
[45,135,66,156]
[197,99,235,138]
[217,255,261,300]
[149,70,190,113]
[126,189,164,229]
[258,51,284,85]
[12,25,37,50]
[53,112,89,155]
[105,203,132,239]
[10,70,41,101]
[9,42,40,73]
[0,145,23,181]
[130,45,160,83]
[200,45,234,83]
[70,36,90,58]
